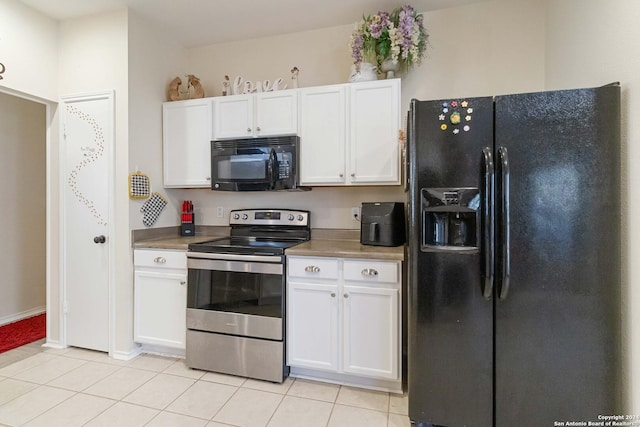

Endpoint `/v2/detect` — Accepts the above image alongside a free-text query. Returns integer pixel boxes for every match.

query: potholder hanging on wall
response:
[140,192,168,227]
[128,171,151,199]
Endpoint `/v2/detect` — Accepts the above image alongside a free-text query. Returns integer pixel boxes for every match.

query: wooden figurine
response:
[188,75,205,98]
[222,75,230,96]
[168,76,182,101]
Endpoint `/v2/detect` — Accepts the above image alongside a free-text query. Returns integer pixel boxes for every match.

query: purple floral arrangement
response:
[349,5,428,69]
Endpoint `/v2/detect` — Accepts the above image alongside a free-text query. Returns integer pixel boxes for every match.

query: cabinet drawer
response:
[134,249,186,270]
[288,257,339,280]
[343,260,399,284]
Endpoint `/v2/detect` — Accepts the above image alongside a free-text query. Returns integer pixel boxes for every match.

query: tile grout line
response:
[1,346,411,427]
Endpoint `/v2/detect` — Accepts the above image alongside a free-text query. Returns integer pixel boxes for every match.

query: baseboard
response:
[290,366,403,394]
[0,306,46,327]
[138,343,185,359]
[41,340,65,350]
[111,347,142,361]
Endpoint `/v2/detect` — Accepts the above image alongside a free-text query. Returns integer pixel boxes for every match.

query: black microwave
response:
[211,136,301,191]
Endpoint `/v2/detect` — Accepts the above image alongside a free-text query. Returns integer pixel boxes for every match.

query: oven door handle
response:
[187,252,282,263]
[188,257,283,275]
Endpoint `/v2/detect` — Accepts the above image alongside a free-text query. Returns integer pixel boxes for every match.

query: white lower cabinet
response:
[287,282,339,371]
[134,249,187,350]
[342,284,398,379]
[287,256,401,390]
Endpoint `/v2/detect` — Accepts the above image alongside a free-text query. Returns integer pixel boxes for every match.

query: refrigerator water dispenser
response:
[421,188,480,251]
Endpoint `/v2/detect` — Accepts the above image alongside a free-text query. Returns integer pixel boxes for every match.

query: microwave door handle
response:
[269,149,278,189]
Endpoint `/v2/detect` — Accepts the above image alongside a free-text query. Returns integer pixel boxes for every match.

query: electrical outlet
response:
[351,207,360,220]
[216,206,224,218]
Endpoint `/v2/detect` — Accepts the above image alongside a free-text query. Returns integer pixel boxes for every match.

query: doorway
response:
[0,92,47,327]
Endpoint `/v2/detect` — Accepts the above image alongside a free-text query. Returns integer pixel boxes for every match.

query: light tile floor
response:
[0,340,410,427]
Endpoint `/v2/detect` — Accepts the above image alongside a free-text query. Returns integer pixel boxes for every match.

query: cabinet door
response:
[255,90,298,136]
[162,99,213,187]
[342,284,399,379]
[349,79,401,185]
[134,270,187,349]
[287,281,339,371]
[213,94,253,139]
[299,85,347,185]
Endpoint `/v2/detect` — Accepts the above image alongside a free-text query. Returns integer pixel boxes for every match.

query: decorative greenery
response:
[349,5,428,70]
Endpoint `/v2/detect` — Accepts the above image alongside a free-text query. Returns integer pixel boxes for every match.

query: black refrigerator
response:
[407,84,621,427]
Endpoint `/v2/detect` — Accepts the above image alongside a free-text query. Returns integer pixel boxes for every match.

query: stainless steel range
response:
[185,208,310,383]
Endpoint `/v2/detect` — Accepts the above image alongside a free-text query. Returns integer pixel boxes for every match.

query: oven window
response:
[187,268,283,318]
[217,154,269,180]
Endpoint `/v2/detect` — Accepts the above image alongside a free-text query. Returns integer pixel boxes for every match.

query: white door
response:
[342,284,399,379]
[287,281,339,371]
[162,99,213,187]
[134,270,187,349]
[299,85,347,185]
[255,91,298,136]
[349,79,401,184]
[213,95,253,139]
[61,91,113,352]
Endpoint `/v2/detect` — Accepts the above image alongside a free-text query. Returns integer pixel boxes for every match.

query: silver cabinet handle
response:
[330,292,336,298]
[361,268,378,276]
[206,177,211,181]
[305,265,320,273]
[256,126,261,131]
[344,293,349,298]
[339,173,344,178]
[351,173,355,177]
[247,127,252,132]
[153,257,167,264]
[180,280,186,285]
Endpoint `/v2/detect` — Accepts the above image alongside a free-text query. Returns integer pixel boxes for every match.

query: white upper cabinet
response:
[213,90,298,140]
[298,79,401,186]
[212,94,253,139]
[162,98,213,188]
[299,85,347,185]
[255,91,298,136]
[349,79,401,184]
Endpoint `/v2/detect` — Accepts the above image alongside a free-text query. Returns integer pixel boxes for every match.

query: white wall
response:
[0,0,58,101]
[404,0,546,104]
[58,8,132,355]
[0,92,46,323]
[153,0,545,230]
[127,11,189,229]
[544,0,639,412]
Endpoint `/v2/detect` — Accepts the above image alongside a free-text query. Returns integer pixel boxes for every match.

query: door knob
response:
[93,235,106,244]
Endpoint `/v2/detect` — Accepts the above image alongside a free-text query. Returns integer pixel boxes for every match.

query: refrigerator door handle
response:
[481,147,495,300]
[498,146,511,300]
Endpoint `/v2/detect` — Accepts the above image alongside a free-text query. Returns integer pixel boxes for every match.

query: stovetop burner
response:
[189,236,304,255]
[188,209,310,256]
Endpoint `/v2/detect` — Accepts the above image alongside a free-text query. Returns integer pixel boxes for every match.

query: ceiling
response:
[18,0,487,47]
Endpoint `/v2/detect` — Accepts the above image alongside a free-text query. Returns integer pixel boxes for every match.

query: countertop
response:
[133,235,221,250]
[285,239,405,261]
[132,226,229,251]
[133,227,405,261]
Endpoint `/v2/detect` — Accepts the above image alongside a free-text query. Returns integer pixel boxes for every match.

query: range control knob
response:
[242,214,249,220]
[297,214,304,221]
[233,213,240,220]
[288,214,295,221]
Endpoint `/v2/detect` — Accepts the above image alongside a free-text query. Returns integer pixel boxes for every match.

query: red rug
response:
[0,313,46,354]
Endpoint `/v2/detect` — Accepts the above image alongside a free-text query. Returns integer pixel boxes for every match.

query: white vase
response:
[349,62,378,83]
[380,59,400,79]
